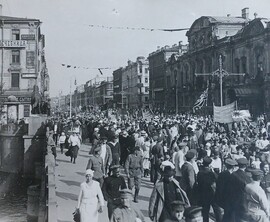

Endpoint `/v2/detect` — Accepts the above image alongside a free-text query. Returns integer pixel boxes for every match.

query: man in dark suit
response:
[180,151,196,203]
[197,156,221,222]
[215,158,238,222]
[230,157,252,222]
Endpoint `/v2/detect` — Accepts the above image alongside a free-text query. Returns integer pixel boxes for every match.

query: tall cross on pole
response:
[195,55,245,106]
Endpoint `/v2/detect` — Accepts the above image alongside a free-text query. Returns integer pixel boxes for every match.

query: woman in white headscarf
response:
[77,169,105,222]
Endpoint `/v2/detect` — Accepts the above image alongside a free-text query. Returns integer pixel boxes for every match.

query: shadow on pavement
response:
[59,179,81,187]
[56,191,78,201]
[78,154,90,158]
[141,209,149,217]
[57,159,71,163]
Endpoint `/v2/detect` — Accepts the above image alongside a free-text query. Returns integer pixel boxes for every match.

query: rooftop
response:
[0,15,40,22]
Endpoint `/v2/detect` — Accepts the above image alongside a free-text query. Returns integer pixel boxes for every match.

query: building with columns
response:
[162,8,270,118]
[0,14,49,124]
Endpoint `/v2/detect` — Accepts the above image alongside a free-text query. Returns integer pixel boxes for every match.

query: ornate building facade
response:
[164,8,270,118]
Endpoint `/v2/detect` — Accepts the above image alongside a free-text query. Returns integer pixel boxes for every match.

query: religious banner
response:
[214,101,236,123]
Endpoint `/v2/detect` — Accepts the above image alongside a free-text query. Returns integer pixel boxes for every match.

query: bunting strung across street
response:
[61,63,114,73]
[193,88,208,112]
[88,24,189,32]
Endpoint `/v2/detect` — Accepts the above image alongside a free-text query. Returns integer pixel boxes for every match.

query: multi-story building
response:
[113,67,123,108]
[95,79,113,109]
[0,13,49,123]
[120,57,149,109]
[148,44,182,111]
[164,8,270,117]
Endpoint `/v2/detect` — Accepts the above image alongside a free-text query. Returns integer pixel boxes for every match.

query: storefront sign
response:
[0,40,27,48]
[0,96,31,103]
[21,34,35,40]
[21,73,37,78]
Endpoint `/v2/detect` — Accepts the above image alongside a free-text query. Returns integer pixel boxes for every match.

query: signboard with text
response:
[21,34,35,40]
[0,40,27,48]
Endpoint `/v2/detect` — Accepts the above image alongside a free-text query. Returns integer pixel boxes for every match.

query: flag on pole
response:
[193,88,208,112]
[214,101,236,123]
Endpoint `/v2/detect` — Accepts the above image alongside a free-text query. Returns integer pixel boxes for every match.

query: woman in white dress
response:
[77,169,105,222]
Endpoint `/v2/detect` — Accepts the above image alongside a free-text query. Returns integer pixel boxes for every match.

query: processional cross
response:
[195,55,245,106]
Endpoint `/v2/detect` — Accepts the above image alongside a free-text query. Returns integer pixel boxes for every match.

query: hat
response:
[109,165,120,170]
[212,150,219,156]
[184,206,203,219]
[122,131,128,136]
[100,136,108,140]
[225,159,238,166]
[179,142,187,147]
[251,169,264,177]
[170,201,185,212]
[189,149,197,155]
[185,151,195,160]
[203,156,212,165]
[205,142,211,147]
[163,166,175,177]
[85,169,94,176]
[237,158,248,166]
[157,137,163,142]
[140,130,146,136]
[119,189,133,199]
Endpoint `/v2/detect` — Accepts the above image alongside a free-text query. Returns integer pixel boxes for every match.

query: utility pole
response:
[195,55,245,106]
[175,73,178,114]
[69,79,72,118]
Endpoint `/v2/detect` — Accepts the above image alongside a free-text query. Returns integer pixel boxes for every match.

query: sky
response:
[1,0,270,96]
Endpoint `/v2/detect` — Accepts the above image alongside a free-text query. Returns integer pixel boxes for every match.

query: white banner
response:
[232,110,251,122]
[214,101,236,123]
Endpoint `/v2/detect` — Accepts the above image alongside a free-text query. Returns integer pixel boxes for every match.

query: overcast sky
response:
[1,0,270,96]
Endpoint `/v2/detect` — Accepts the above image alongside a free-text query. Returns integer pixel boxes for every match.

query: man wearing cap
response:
[102,165,127,219]
[230,157,252,221]
[86,144,105,187]
[125,146,143,203]
[107,135,121,165]
[180,151,196,204]
[197,156,221,222]
[119,130,135,166]
[243,169,269,221]
[215,158,237,222]
[149,166,190,222]
[151,137,165,183]
[110,189,145,222]
[184,206,203,222]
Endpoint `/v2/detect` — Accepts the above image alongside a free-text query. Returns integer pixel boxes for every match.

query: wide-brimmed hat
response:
[163,166,175,177]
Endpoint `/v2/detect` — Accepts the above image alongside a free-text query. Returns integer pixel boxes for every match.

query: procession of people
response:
[46,109,270,222]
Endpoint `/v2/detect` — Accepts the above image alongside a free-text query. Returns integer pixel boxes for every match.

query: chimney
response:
[242,7,249,19]
[0,4,2,16]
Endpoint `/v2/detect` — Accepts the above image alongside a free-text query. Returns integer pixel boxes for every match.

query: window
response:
[145,77,148,83]
[12,50,20,64]
[145,87,149,93]
[145,68,148,73]
[12,29,20,40]
[24,104,30,117]
[145,97,149,102]
[139,63,143,73]
[11,73,20,88]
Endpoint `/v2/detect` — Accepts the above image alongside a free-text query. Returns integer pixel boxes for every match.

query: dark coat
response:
[197,167,217,205]
[180,162,196,194]
[215,170,233,209]
[231,169,252,213]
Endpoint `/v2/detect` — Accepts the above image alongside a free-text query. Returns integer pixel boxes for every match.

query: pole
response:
[69,78,72,118]
[175,74,178,114]
[219,55,223,106]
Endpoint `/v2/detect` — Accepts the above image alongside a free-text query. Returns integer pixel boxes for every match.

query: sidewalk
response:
[55,144,152,222]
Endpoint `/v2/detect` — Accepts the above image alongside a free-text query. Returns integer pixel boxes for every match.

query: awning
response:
[234,88,260,97]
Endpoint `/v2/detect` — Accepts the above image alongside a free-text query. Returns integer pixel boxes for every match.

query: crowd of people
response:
[46,110,270,222]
